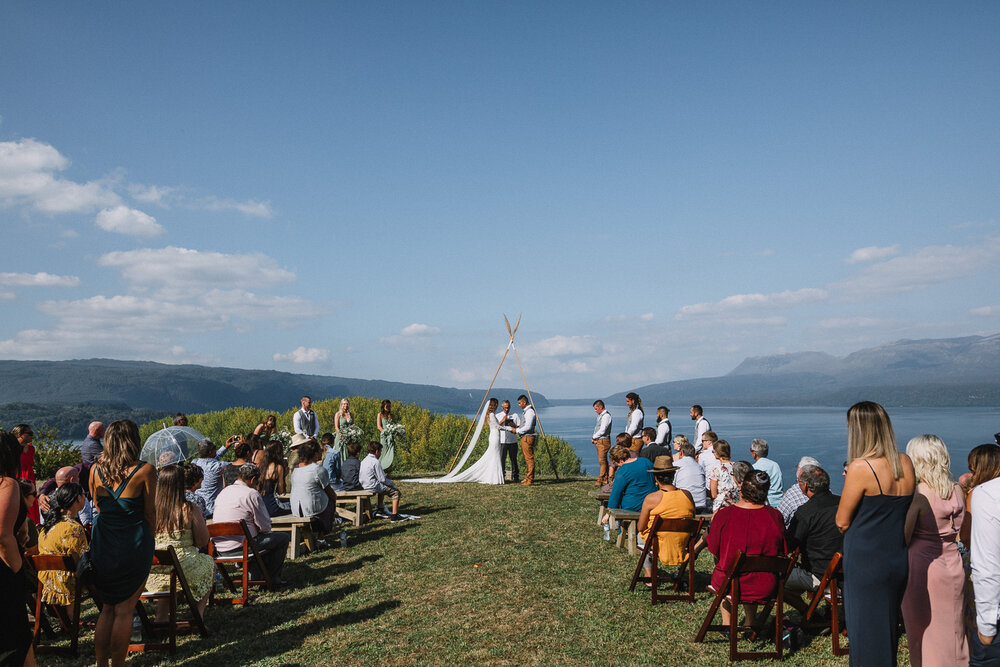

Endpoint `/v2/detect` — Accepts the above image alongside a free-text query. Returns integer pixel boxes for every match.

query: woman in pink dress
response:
[901,434,968,667]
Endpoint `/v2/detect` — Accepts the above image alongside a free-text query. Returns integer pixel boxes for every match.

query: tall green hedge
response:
[138,397,582,475]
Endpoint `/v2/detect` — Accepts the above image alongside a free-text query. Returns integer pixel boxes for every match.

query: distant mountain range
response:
[606,334,1000,407]
[0,359,547,437]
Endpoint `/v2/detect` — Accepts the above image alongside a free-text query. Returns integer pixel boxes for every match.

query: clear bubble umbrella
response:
[141,425,206,469]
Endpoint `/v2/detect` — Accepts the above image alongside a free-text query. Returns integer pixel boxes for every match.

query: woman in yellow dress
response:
[145,464,214,622]
[38,482,89,608]
[637,456,696,583]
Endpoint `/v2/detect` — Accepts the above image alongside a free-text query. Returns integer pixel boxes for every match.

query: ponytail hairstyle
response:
[42,482,84,533]
[626,392,643,413]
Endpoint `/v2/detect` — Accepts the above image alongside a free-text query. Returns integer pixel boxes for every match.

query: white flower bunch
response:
[383,423,406,439]
[340,424,365,445]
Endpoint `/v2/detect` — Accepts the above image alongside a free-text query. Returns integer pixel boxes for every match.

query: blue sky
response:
[2,2,999,397]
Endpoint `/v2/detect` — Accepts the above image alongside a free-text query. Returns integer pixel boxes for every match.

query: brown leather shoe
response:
[594,481,603,487]
[520,480,534,486]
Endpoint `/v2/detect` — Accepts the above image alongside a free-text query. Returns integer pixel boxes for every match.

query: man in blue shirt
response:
[751,438,783,507]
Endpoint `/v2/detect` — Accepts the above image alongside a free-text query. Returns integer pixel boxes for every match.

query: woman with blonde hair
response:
[901,435,968,666]
[835,401,915,667]
[333,398,354,459]
[90,419,156,667]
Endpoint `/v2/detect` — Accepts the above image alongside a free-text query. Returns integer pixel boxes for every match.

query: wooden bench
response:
[268,514,319,560]
[588,490,610,526]
[606,508,641,555]
[334,490,376,527]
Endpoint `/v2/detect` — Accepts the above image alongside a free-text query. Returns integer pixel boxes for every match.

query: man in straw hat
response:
[636,455,696,584]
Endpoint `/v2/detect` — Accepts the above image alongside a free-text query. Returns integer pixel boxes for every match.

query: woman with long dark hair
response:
[261,441,291,517]
[836,401,915,666]
[624,392,644,452]
[0,429,34,666]
[90,419,156,667]
[376,399,397,469]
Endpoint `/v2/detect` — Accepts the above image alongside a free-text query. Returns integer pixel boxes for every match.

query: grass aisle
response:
[48,477,876,666]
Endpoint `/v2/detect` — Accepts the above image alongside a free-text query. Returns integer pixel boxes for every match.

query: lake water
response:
[535,404,1000,493]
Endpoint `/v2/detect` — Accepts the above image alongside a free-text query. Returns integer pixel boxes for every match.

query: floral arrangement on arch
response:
[271,429,293,448]
[339,424,365,446]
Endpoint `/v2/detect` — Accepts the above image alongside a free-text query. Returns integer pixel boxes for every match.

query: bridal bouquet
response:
[340,424,365,446]
[271,429,293,449]
[383,422,406,441]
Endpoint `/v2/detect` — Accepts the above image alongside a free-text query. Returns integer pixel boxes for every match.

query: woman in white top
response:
[290,439,338,533]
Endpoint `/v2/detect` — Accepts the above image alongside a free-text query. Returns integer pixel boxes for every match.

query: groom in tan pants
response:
[513,395,537,486]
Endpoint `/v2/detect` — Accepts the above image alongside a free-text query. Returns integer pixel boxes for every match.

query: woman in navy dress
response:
[89,420,156,667]
[836,401,915,666]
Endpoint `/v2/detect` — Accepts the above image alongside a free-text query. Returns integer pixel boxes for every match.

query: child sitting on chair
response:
[358,441,404,522]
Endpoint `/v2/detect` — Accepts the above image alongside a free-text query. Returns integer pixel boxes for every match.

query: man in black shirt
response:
[638,427,672,463]
[784,466,843,614]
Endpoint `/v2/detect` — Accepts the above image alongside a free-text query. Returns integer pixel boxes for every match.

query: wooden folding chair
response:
[130,544,210,657]
[804,552,847,656]
[628,516,705,604]
[208,519,274,605]
[30,554,84,656]
[694,550,794,661]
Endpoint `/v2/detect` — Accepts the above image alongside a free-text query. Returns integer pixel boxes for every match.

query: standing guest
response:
[638,427,671,464]
[184,464,208,519]
[37,483,88,612]
[750,439,783,507]
[590,400,613,488]
[497,399,521,484]
[191,438,234,518]
[970,460,1000,665]
[359,441,404,521]
[637,457,695,582]
[708,440,739,512]
[509,395,537,486]
[690,406,710,454]
[213,463,290,587]
[777,457,821,528]
[0,429,33,667]
[783,467,842,614]
[290,439,339,534]
[294,396,321,440]
[836,401,915,667]
[13,424,39,524]
[698,431,720,491]
[320,433,343,489]
[341,442,363,491]
[376,399,398,469]
[223,439,255,487]
[145,465,214,623]
[332,398,354,459]
[654,406,672,446]
[605,441,657,518]
[674,442,708,513]
[81,421,106,465]
[254,415,278,439]
[90,419,156,667]
[261,440,291,517]
[706,469,786,628]
[902,435,968,666]
[624,392,644,452]
[173,413,188,427]
[961,444,1000,547]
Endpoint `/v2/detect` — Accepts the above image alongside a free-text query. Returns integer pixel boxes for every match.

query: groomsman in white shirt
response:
[654,406,672,446]
[590,400,613,487]
[293,395,321,439]
[690,404,710,454]
[511,395,537,486]
[497,399,521,483]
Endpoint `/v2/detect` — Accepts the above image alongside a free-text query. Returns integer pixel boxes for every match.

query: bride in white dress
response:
[410,398,505,485]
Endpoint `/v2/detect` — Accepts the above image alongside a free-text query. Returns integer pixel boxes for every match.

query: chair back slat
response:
[31,554,76,572]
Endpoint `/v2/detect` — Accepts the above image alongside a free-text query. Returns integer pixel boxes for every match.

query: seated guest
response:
[359,441,404,522]
[184,464,208,519]
[638,427,671,464]
[706,469,786,628]
[38,465,94,530]
[18,479,40,556]
[261,441,291,517]
[604,442,657,525]
[192,438,233,518]
[290,439,339,534]
[145,464,214,622]
[223,439,255,487]
[602,435,638,493]
[750,438,783,507]
[671,435,691,461]
[674,442,708,512]
[783,466,842,613]
[212,463,291,586]
[37,482,88,610]
[777,456,821,527]
[698,431,720,489]
[708,440,739,512]
[341,442,363,491]
[637,456,695,582]
[320,432,343,489]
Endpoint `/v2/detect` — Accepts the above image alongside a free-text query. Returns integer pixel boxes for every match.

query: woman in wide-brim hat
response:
[637,456,696,583]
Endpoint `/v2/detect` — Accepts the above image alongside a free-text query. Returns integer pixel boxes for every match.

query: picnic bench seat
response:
[276,489,376,527]
[588,490,610,526]
[605,508,641,555]
[269,514,320,560]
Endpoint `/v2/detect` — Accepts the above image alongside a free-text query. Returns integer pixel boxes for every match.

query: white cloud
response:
[675,288,828,319]
[845,245,901,264]
[273,346,329,363]
[128,184,178,206]
[379,322,441,346]
[639,313,654,321]
[0,272,80,288]
[197,196,274,218]
[98,246,295,293]
[970,306,1000,316]
[95,205,164,237]
[400,323,440,336]
[524,335,602,358]
[0,138,120,213]
[817,316,893,328]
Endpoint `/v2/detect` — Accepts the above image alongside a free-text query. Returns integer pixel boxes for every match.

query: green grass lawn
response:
[41,477,900,666]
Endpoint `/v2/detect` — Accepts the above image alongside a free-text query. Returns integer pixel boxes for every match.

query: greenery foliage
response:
[137,397,582,475]
[32,425,81,482]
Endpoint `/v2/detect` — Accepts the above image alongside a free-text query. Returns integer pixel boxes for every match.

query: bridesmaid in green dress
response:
[377,399,395,470]
[333,398,354,460]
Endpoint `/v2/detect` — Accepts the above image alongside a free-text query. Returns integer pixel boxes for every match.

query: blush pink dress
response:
[901,482,968,667]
